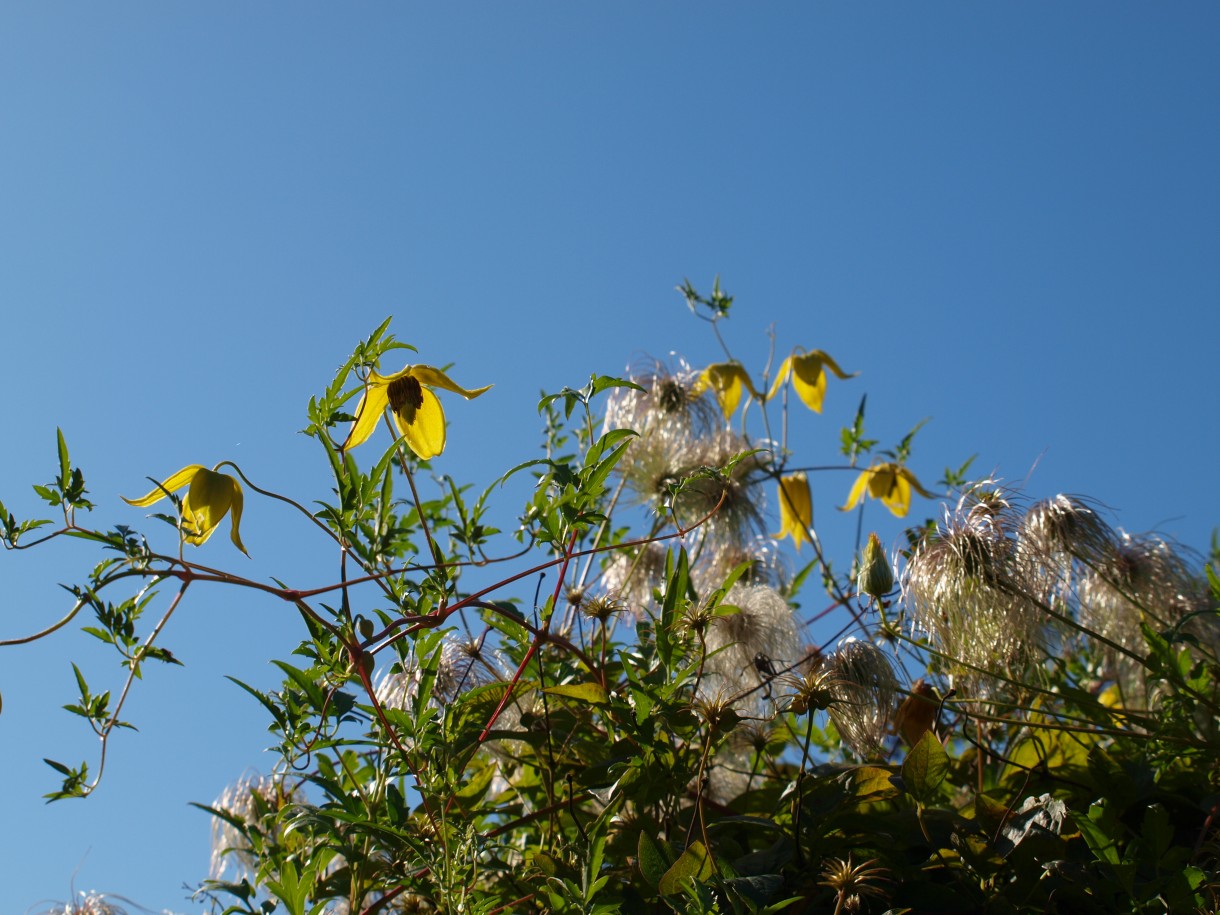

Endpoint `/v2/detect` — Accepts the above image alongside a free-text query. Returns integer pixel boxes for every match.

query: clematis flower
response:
[775,472,813,550]
[694,362,762,420]
[766,349,856,414]
[840,462,933,519]
[123,464,247,554]
[342,365,491,459]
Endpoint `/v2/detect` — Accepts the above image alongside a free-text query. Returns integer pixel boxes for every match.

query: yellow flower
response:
[840,462,933,519]
[775,472,813,550]
[123,465,247,554]
[342,365,491,459]
[694,362,761,420]
[766,349,856,414]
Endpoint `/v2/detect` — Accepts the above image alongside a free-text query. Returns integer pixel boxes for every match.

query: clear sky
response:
[2,4,1218,911]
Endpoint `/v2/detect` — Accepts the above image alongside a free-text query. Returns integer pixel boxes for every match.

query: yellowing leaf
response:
[543,682,610,705]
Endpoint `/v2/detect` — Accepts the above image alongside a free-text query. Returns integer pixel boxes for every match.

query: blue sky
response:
[2,4,1218,911]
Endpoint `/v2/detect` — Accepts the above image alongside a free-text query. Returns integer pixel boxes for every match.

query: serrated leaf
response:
[32,484,59,505]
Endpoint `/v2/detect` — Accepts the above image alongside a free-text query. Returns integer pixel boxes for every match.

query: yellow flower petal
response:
[343,364,490,454]
[839,463,930,519]
[226,478,248,555]
[697,362,760,419]
[766,356,793,401]
[125,465,248,553]
[790,355,830,413]
[902,466,936,500]
[872,468,911,518]
[122,465,207,507]
[395,385,446,459]
[841,469,871,513]
[182,468,235,545]
[813,350,854,380]
[775,473,813,550]
[767,349,856,413]
[342,380,391,451]
[410,365,493,400]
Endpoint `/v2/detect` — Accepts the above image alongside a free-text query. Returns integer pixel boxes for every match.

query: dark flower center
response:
[387,375,424,423]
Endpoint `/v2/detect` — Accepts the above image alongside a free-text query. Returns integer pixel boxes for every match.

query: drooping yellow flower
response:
[775,472,813,550]
[123,464,247,554]
[767,349,856,414]
[342,365,491,459]
[694,362,762,420]
[839,462,933,519]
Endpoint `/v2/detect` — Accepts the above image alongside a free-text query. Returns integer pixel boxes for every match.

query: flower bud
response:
[857,532,895,599]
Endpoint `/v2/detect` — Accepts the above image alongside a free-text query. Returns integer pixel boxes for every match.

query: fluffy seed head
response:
[826,639,898,759]
[902,487,1044,696]
[603,357,717,445]
[375,635,508,712]
[705,584,799,689]
[1017,495,1116,603]
[210,772,304,880]
[33,894,130,915]
[1076,531,1215,697]
[601,541,669,618]
[691,534,790,597]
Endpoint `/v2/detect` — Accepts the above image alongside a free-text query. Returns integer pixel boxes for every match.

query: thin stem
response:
[84,578,191,794]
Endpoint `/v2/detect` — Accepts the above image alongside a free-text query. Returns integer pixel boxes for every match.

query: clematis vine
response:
[695,361,762,420]
[775,472,813,550]
[839,462,933,519]
[123,464,247,554]
[767,349,856,414]
[342,365,491,460]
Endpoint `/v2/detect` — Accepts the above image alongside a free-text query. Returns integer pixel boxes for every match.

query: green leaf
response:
[658,840,715,896]
[33,484,60,506]
[1141,803,1172,859]
[637,830,670,887]
[726,874,782,906]
[902,731,948,803]
[44,757,73,776]
[543,682,610,705]
[71,663,90,699]
[1073,804,1121,866]
[57,428,70,485]
[271,659,327,708]
[974,792,1010,835]
[852,765,901,800]
[453,762,496,808]
[657,548,690,671]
